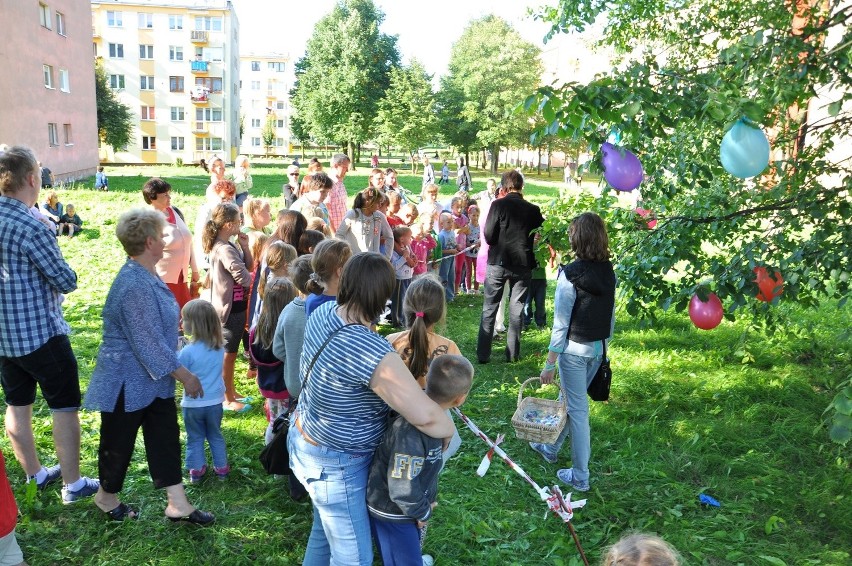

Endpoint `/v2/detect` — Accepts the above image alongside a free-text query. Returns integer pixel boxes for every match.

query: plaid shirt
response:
[0,196,76,357]
[325,177,348,233]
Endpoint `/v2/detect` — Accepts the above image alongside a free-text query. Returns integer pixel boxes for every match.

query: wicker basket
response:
[511,377,567,444]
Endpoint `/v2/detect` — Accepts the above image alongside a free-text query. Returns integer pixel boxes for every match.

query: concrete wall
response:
[0,1,99,182]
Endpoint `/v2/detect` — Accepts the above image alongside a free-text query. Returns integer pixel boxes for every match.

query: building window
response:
[250,118,261,128]
[56,11,66,35]
[139,45,154,59]
[43,64,54,88]
[93,42,97,57]
[170,107,185,121]
[141,106,155,120]
[107,10,123,27]
[194,16,222,32]
[39,3,51,29]
[48,123,59,146]
[276,101,285,110]
[268,62,285,72]
[251,61,260,71]
[168,14,183,30]
[195,77,222,93]
[63,124,72,145]
[196,108,222,122]
[276,119,285,128]
[171,137,185,151]
[140,76,155,90]
[169,76,184,92]
[59,69,69,92]
[196,137,223,151]
[109,74,125,89]
[108,43,124,58]
[138,12,153,29]
[250,81,260,91]
[169,46,183,61]
[141,136,156,150]
[251,137,261,147]
[275,138,285,147]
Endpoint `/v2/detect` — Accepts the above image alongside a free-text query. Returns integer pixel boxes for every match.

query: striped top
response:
[298,301,394,453]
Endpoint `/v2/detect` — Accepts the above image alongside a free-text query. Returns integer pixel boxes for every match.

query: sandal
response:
[105,502,139,521]
[167,509,215,526]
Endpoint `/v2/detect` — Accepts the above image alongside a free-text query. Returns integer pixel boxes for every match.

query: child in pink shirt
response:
[410,222,437,278]
[449,196,470,295]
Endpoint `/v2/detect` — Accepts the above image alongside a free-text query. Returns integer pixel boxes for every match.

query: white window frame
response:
[140,76,155,91]
[139,44,154,60]
[251,61,260,71]
[168,14,183,30]
[48,123,59,146]
[140,106,155,120]
[138,12,153,29]
[108,43,124,58]
[169,46,183,61]
[59,69,69,92]
[63,123,72,146]
[250,118,261,128]
[107,10,123,27]
[170,107,185,121]
[39,3,51,29]
[268,62,285,72]
[141,136,156,150]
[56,11,66,35]
[43,64,54,89]
[171,137,185,151]
[109,74,125,89]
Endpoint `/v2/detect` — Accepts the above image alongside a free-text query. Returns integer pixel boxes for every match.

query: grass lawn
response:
[2,163,849,565]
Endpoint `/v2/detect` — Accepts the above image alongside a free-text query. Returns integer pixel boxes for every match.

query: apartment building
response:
[238,53,291,157]
[0,1,99,181]
[91,0,240,164]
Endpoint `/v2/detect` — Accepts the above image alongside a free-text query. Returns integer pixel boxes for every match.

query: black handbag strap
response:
[301,322,359,391]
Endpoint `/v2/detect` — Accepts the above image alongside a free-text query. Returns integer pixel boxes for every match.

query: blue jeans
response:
[438,256,455,302]
[234,191,249,208]
[182,404,227,470]
[288,423,374,565]
[390,278,411,327]
[539,353,601,484]
[370,517,422,566]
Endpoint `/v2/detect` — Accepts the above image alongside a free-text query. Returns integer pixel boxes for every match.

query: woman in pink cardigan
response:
[142,178,199,310]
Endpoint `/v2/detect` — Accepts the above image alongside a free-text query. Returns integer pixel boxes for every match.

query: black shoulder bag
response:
[587,341,612,402]
[259,322,358,475]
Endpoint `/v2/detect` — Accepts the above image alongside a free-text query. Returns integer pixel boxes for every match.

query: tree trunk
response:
[347,141,355,170]
[546,145,552,177]
[490,144,499,175]
[537,146,542,174]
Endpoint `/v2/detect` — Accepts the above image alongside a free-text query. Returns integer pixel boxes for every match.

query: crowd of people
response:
[0,145,675,565]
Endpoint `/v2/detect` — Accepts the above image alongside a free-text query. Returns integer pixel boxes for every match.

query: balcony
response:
[191,60,209,74]
[92,25,100,38]
[190,87,210,104]
[192,122,209,135]
[266,90,277,100]
[190,30,208,43]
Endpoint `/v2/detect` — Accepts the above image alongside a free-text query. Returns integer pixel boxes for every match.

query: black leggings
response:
[98,390,182,493]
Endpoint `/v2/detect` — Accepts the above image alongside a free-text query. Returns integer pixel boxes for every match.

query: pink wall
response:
[0,1,99,182]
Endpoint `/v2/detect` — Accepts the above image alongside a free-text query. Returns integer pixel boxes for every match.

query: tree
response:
[289,0,400,160]
[528,0,852,443]
[261,114,276,155]
[95,62,133,151]
[438,16,542,173]
[374,60,440,170]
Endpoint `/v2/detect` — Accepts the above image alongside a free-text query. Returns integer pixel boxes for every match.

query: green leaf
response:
[759,556,788,566]
[827,100,842,116]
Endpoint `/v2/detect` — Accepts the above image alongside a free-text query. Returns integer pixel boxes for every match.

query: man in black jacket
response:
[477,170,544,363]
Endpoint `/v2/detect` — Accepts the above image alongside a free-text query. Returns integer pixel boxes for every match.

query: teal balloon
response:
[720,119,770,179]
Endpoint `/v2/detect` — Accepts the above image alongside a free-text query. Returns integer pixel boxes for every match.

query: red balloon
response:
[689,293,724,330]
[753,266,784,302]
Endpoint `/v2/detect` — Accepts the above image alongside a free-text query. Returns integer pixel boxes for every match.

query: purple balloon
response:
[601,142,643,192]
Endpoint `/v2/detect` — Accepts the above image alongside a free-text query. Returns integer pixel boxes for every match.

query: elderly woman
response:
[142,178,199,309]
[288,252,455,564]
[83,208,213,525]
[334,187,393,260]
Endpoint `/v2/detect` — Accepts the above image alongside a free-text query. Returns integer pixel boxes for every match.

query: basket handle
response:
[517,377,566,409]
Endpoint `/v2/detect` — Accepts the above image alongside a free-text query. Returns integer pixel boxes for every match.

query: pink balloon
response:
[689,293,724,330]
[601,142,643,191]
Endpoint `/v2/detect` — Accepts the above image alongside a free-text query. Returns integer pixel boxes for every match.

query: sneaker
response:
[32,464,62,491]
[214,465,230,480]
[556,468,590,492]
[529,442,558,464]
[189,465,207,483]
[422,555,434,566]
[61,477,100,504]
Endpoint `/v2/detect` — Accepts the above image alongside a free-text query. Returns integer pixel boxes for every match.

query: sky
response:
[232,0,609,84]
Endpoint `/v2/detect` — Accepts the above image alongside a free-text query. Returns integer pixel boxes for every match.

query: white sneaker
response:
[422,555,434,566]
